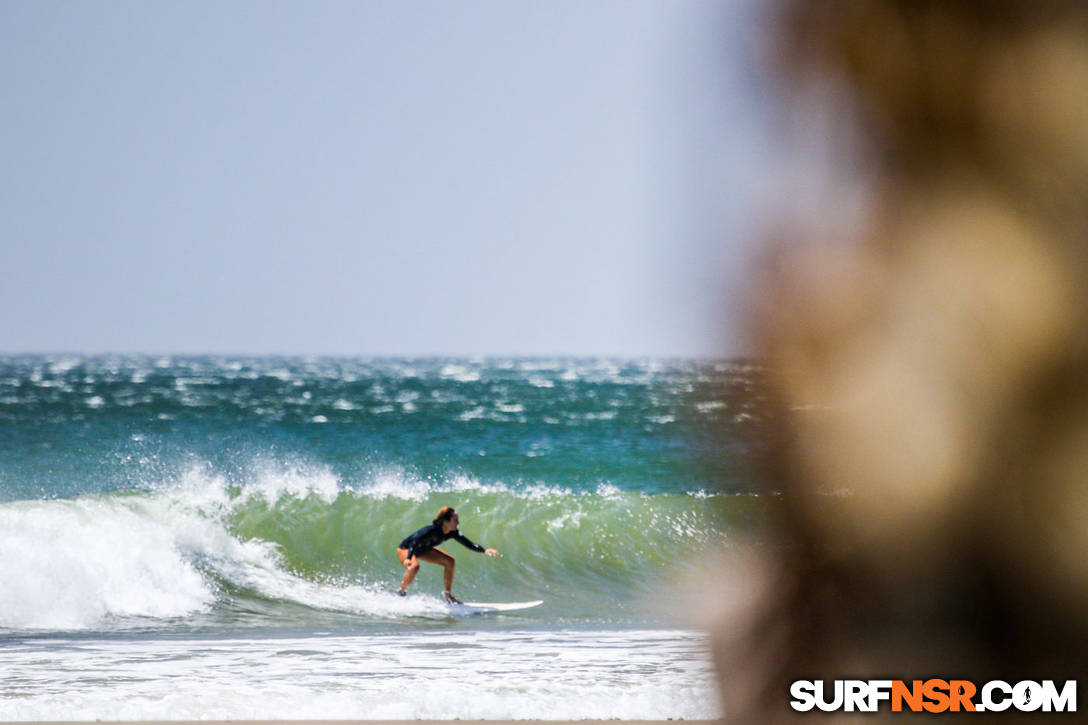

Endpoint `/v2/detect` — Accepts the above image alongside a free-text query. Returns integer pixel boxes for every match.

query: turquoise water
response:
[0,356,765,718]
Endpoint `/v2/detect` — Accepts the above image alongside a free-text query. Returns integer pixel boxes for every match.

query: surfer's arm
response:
[452,531,485,552]
[452,531,499,557]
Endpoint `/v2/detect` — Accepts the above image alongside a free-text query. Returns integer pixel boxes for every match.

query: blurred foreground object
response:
[716,1,1088,721]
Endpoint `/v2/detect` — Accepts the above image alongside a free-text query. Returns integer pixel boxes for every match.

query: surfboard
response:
[452,600,543,613]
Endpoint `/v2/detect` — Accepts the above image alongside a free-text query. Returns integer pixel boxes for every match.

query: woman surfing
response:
[396,506,499,603]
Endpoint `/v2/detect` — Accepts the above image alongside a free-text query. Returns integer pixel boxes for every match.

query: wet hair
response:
[433,506,457,526]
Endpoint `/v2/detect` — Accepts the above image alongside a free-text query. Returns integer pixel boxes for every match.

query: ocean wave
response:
[0,464,749,632]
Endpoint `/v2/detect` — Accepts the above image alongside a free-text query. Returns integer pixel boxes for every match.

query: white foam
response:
[440,363,481,382]
[521,482,575,499]
[266,368,294,382]
[546,510,585,531]
[595,483,622,498]
[230,463,342,504]
[207,558,448,621]
[354,471,434,500]
[515,359,563,372]
[0,630,722,720]
[344,470,580,502]
[46,356,81,374]
[0,499,214,630]
[459,406,486,421]
[350,470,521,501]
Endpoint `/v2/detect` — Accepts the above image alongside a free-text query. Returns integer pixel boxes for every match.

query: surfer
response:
[396,506,499,603]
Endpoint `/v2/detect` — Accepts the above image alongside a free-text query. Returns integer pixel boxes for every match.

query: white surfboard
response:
[453,600,543,613]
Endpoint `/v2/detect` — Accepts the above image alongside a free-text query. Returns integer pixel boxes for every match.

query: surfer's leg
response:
[417,548,456,598]
[397,548,419,592]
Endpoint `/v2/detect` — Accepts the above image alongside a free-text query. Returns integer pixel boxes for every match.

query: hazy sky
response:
[0,0,772,357]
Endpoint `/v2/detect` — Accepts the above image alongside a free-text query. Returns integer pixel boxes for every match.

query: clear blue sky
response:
[0,0,771,357]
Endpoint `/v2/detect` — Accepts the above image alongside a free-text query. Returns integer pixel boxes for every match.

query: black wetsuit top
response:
[399,523,486,559]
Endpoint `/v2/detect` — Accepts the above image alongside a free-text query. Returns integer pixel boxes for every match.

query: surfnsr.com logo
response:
[790,679,1077,713]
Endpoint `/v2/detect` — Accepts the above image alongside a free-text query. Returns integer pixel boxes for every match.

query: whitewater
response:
[0,356,768,719]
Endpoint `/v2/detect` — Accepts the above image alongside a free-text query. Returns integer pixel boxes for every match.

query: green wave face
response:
[0,469,776,632]
[224,483,771,621]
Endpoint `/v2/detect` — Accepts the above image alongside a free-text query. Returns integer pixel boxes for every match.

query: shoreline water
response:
[2,629,721,721]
